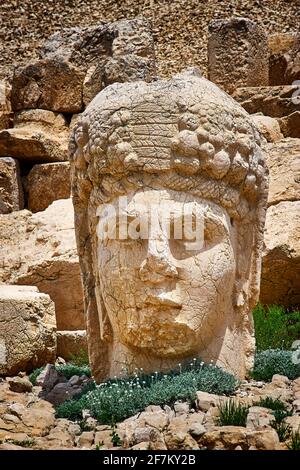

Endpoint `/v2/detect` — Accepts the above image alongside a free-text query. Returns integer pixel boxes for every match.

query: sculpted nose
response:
[139,237,178,284]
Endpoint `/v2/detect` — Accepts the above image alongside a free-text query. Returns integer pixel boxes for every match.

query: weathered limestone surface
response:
[286,34,300,83]
[268,33,296,86]
[25,162,71,213]
[12,18,156,111]
[208,17,269,94]
[251,115,283,143]
[11,58,84,113]
[0,157,24,214]
[70,72,268,381]
[264,138,300,206]
[232,85,300,118]
[277,112,300,138]
[0,285,56,376]
[260,201,300,308]
[0,199,84,331]
[56,330,87,361]
[0,109,69,163]
[0,81,12,130]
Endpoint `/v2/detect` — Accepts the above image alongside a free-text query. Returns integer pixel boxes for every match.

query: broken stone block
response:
[0,157,24,214]
[251,115,283,142]
[232,85,300,117]
[268,33,297,86]
[25,162,71,213]
[0,109,69,163]
[0,81,12,130]
[56,330,87,361]
[0,285,56,376]
[0,199,84,331]
[265,138,300,206]
[260,201,300,308]
[208,17,269,94]
[277,111,300,138]
[11,57,84,113]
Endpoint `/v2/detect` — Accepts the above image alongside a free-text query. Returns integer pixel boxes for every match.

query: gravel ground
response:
[0,0,299,80]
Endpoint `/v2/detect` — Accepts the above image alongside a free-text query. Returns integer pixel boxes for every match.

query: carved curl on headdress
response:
[69,74,269,380]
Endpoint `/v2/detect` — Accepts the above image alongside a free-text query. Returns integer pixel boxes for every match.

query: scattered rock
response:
[11,58,84,113]
[0,109,69,163]
[0,285,56,376]
[0,81,12,130]
[233,85,300,117]
[25,162,71,213]
[0,199,84,330]
[277,112,300,138]
[8,376,33,393]
[251,115,283,142]
[36,364,66,392]
[268,32,296,86]
[264,138,300,206]
[208,17,269,94]
[260,201,300,308]
[0,157,24,214]
[246,406,274,431]
[76,431,95,448]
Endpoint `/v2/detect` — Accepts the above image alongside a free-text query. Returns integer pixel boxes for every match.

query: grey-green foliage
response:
[56,359,238,424]
[217,400,249,426]
[252,349,300,381]
[29,363,91,385]
[253,304,300,351]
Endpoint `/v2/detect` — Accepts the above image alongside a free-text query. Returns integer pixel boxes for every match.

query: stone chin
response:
[117,307,200,358]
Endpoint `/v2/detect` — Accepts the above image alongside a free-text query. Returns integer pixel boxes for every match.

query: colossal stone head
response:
[70,72,268,381]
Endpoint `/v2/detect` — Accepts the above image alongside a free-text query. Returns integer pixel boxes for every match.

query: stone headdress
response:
[70,73,269,380]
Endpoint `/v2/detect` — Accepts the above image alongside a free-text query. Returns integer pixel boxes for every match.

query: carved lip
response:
[144,292,182,308]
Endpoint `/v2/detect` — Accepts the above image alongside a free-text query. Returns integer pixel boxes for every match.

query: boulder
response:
[195,391,224,412]
[0,157,24,214]
[260,201,300,308]
[11,58,84,113]
[277,111,300,138]
[232,85,300,117]
[45,382,82,406]
[8,376,33,393]
[0,109,69,163]
[56,330,87,361]
[0,81,12,130]
[264,138,300,206]
[35,364,66,392]
[268,33,296,86]
[246,406,274,431]
[0,285,56,376]
[251,115,283,142]
[12,18,156,111]
[25,162,71,213]
[286,34,300,83]
[208,17,269,94]
[0,199,84,330]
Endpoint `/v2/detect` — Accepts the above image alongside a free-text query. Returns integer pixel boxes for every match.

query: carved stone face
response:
[97,188,236,358]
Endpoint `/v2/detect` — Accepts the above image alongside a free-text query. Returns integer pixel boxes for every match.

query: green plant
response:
[7,439,35,448]
[252,349,300,381]
[56,359,238,424]
[255,397,288,412]
[95,441,104,450]
[78,419,94,432]
[272,409,292,424]
[271,421,291,442]
[253,304,300,351]
[69,349,89,367]
[55,363,91,379]
[287,429,300,450]
[29,367,44,385]
[217,400,249,426]
[110,418,122,447]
